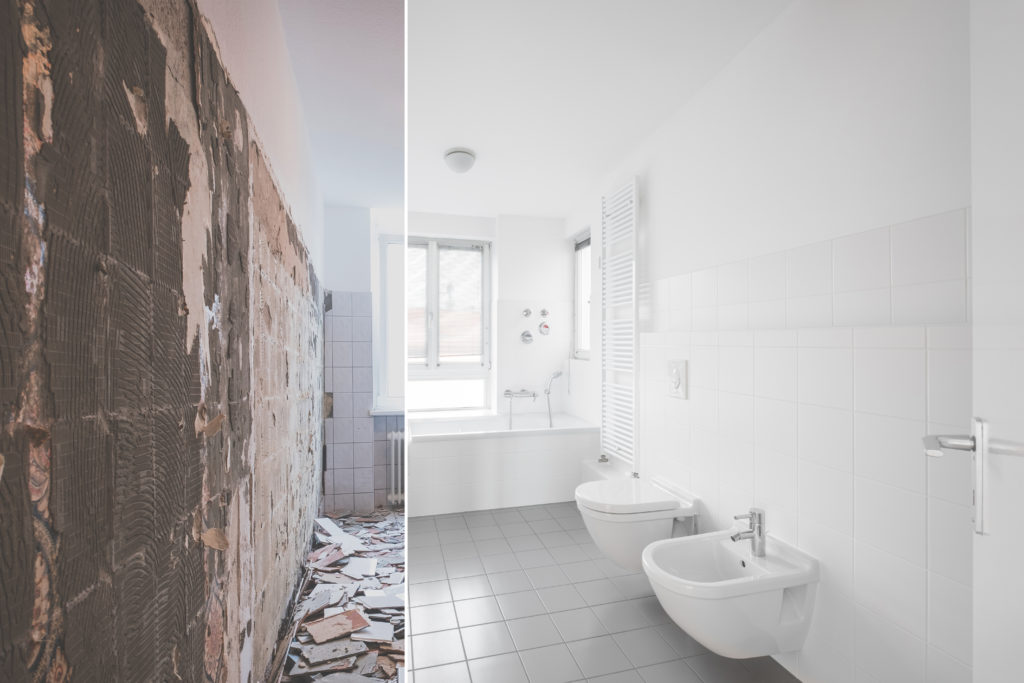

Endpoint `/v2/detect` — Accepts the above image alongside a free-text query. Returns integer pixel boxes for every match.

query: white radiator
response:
[387,430,405,507]
[601,178,638,471]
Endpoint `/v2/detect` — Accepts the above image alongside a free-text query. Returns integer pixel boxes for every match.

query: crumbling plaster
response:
[0,1,323,681]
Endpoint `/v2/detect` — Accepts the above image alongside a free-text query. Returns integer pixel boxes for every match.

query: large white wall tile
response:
[799,461,853,534]
[748,300,786,328]
[854,541,927,639]
[853,325,926,348]
[927,498,972,586]
[748,252,787,303]
[927,572,972,666]
[927,348,972,427]
[853,477,926,566]
[754,398,797,454]
[799,327,852,348]
[754,347,798,401]
[787,241,834,297]
[854,605,926,683]
[834,227,890,292]
[799,519,854,596]
[718,347,754,395]
[787,294,833,328]
[854,348,927,420]
[834,288,891,327]
[799,348,853,409]
[926,646,972,683]
[893,280,968,325]
[853,412,926,493]
[799,404,853,472]
[717,303,748,330]
[891,211,967,286]
[692,268,718,307]
[718,392,754,442]
[717,261,749,305]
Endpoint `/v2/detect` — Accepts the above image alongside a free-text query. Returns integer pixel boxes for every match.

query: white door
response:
[970,2,1024,680]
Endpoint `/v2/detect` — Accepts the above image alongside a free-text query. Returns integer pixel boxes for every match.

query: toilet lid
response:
[575,479,681,514]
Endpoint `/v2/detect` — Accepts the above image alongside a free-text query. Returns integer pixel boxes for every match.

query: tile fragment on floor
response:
[277,510,405,681]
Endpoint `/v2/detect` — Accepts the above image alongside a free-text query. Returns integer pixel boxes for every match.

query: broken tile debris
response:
[277,510,405,682]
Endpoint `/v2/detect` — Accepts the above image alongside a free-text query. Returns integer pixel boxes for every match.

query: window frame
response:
[372,232,406,412]
[573,231,592,360]
[407,236,492,383]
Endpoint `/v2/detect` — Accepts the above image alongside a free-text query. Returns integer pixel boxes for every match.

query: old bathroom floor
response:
[407,502,798,683]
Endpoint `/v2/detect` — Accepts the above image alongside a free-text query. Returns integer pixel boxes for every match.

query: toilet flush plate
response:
[668,360,688,399]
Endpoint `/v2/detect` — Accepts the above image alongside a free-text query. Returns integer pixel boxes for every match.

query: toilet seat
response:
[575,479,692,520]
[574,477,698,571]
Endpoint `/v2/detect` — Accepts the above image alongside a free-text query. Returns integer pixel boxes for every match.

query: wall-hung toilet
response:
[575,478,697,571]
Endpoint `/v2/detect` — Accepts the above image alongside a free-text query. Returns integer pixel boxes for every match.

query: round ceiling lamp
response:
[444,148,476,173]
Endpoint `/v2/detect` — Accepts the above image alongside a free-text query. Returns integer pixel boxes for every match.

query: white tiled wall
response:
[635,209,972,683]
[323,290,402,515]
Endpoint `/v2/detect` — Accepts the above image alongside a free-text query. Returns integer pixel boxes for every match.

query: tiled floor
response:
[407,502,800,683]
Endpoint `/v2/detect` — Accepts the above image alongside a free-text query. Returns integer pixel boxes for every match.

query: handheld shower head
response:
[545,371,563,394]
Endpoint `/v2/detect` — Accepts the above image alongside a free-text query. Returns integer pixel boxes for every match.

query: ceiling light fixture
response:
[444,148,476,173]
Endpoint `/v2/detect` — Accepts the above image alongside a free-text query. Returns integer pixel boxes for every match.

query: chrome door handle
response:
[922,418,989,534]
[922,434,974,457]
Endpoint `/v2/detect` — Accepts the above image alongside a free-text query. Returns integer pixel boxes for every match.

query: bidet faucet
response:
[731,507,765,557]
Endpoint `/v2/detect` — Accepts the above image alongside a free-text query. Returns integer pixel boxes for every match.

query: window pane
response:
[384,242,405,397]
[407,244,427,363]
[576,242,592,354]
[438,245,483,364]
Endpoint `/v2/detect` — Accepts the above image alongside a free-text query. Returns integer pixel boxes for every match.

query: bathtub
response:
[408,412,600,516]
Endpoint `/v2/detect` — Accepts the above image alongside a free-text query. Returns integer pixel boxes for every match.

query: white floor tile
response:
[413,661,471,683]
[454,596,504,627]
[497,590,547,619]
[612,627,679,667]
[468,652,530,683]
[519,644,584,683]
[506,614,564,650]
[411,628,465,668]
[461,621,516,660]
[567,635,633,678]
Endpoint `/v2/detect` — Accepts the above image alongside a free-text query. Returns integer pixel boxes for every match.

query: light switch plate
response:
[668,359,688,399]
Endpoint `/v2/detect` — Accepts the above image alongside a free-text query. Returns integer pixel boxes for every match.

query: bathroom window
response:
[574,233,592,359]
[407,237,492,410]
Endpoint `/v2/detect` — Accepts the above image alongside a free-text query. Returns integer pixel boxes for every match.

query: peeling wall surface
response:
[0,1,323,681]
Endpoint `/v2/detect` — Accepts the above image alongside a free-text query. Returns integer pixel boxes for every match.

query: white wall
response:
[565,1,972,681]
[410,212,574,415]
[494,215,573,416]
[970,2,1024,680]
[196,0,325,276]
[323,205,372,293]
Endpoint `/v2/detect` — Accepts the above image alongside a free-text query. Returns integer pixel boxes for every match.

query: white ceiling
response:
[279,0,404,208]
[409,0,793,218]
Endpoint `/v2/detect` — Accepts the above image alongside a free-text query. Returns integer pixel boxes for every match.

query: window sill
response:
[369,408,405,417]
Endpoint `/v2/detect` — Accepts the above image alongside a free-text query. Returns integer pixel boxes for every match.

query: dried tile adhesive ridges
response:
[0,0,322,681]
[274,511,406,681]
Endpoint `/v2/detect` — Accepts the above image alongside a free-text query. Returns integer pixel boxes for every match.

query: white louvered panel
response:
[600,178,638,469]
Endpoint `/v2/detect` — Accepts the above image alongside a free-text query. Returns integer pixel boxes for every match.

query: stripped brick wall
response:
[0,1,323,681]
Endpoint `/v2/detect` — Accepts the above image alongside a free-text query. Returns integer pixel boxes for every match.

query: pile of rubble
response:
[275,511,405,682]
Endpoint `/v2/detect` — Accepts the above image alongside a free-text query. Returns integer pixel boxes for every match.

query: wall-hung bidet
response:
[641,508,819,659]
[575,478,697,571]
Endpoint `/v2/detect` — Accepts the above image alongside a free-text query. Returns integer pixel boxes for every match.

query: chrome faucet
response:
[503,388,537,430]
[544,371,562,428]
[731,507,765,557]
